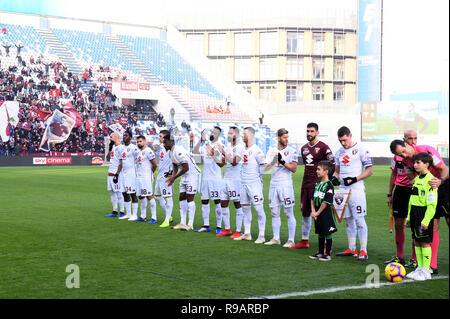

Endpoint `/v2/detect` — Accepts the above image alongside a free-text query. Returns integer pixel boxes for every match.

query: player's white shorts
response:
[179,173,201,195]
[137,175,153,197]
[154,178,173,197]
[240,181,264,206]
[342,188,367,218]
[107,174,124,193]
[221,178,242,201]
[122,170,137,194]
[201,178,224,201]
[268,183,295,208]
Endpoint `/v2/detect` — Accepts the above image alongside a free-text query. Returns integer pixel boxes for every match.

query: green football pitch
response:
[0,165,448,299]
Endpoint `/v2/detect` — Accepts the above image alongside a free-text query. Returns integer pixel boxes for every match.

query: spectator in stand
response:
[190,131,194,152]
[15,41,24,56]
[206,105,212,113]
[83,70,89,84]
[3,43,11,57]
[170,107,175,123]
[1,27,6,34]
[259,111,264,124]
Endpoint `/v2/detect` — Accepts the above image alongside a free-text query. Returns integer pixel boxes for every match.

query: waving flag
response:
[0,101,19,142]
[33,108,52,122]
[85,117,98,134]
[39,109,75,152]
[62,101,83,127]
[49,89,60,98]
[108,123,125,138]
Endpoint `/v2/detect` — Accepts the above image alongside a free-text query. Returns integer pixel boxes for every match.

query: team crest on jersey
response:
[335,194,344,205]
[352,149,358,155]
[127,147,130,152]
[315,147,320,154]
[284,151,288,156]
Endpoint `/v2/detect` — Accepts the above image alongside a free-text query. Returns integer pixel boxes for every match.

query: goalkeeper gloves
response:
[277,152,285,166]
[113,174,118,184]
[343,176,357,186]
[331,176,340,186]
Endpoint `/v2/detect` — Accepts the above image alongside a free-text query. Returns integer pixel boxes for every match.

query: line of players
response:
[105,123,374,261]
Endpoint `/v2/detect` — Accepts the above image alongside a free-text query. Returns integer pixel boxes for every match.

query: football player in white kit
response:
[134,135,158,223]
[163,130,201,231]
[105,132,125,218]
[193,127,224,234]
[264,128,298,248]
[233,127,267,244]
[217,126,245,238]
[332,126,373,260]
[116,130,140,221]
[155,130,174,228]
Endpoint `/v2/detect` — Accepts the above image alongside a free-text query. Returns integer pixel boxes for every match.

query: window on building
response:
[313,32,324,55]
[260,31,278,55]
[234,32,252,56]
[312,58,325,80]
[333,59,344,80]
[260,84,277,102]
[287,32,304,54]
[333,85,344,101]
[286,84,303,102]
[312,84,324,101]
[234,58,252,81]
[186,33,204,56]
[286,58,304,80]
[213,58,227,74]
[334,33,344,55]
[209,33,226,56]
[260,58,277,81]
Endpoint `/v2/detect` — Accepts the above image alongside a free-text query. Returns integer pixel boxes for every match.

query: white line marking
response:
[253,275,449,299]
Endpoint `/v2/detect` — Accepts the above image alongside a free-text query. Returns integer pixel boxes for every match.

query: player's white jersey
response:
[108,144,121,174]
[200,141,223,180]
[117,143,139,173]
[335,142,372,190]
[136,147,155,178]
[170,144,201,177]
[241,143,265,184]
[156,145,173,181]
[265,145,298,186]
[223,143,245,180]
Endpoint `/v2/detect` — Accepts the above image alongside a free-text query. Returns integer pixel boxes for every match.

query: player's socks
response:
[216,206,223,229]
[187,201,196,227]
[235,206,243,232]
[325,236,333,256]
[395,228,405,260]
[131,202,139,220]
[414,246,423,268]
[125,201,132,218]
[201,203,210,227]
[164,197,173,223]
[345,216,357,251]
[110,191,118,212]
[222,206,230,230]
[430,231,439,269]
[422,246,432,271]
[180,199,187,225]
[318,235,325,256]
[302,216,312,240]
[270,205,281,240]
[140,198,147,219]
[285,206,296,243]
[149,198,157,221]
[254,204,266,238]
[356,216,368,252]
[242,205,252,234]
[411,240,417,261]
[118,193,125,214]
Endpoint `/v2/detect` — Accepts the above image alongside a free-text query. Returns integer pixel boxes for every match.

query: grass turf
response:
[0,165,448,299]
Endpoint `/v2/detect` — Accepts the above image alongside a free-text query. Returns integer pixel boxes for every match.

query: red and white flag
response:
[85,117,98,134]
[39,109,75,152]
[0,101,19,142]
[62,101,83,128]
[49,89,60,98]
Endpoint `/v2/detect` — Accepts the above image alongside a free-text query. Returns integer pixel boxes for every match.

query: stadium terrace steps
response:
[36,29,94,93]
[105,34,201,122]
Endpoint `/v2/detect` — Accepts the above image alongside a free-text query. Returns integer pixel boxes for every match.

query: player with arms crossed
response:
[233,127,267,244]
[292,122,334,250]
[217,127,245,238]
[385,129,418,266]
[163,131,201,231]
[134,135,158,222]
[264,128,298,248]
[390,138,449,274]
[193,127,225,234]
[332,126,373,260]
[155,130,174,228]
[105,132,125,218]
[116,130,140,221]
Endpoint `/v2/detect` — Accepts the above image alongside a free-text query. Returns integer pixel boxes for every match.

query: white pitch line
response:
[253,275,449,299]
